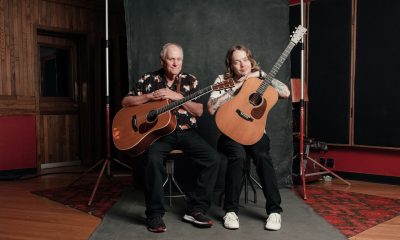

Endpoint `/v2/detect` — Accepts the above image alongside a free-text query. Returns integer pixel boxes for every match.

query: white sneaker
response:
[265,213,281,230]
[223,212,239,229]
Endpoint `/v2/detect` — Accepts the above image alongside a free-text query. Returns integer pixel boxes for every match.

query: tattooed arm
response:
[208,91,234,115]
[271,79,290,98]
[258,70,291,98]
[207,76,244,115]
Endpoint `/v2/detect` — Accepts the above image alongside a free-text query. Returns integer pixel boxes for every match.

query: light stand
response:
[69,0,132,206]
[297,0,350,200]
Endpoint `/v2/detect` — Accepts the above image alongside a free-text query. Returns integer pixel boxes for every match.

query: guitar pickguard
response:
[251,99,266,119]
[138,119,158,134]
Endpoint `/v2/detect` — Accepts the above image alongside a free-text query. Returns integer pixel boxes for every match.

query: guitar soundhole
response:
[249,93,262,106]
[147,110,158,123]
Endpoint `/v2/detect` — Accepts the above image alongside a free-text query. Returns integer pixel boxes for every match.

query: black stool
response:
[219,156,262,206]
[242,156,262,203]
[162,150,186,206]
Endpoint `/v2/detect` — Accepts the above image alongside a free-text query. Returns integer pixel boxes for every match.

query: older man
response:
[122,43,220,233]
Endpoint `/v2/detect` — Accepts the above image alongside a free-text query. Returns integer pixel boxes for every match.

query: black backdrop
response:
[123,0,293,187]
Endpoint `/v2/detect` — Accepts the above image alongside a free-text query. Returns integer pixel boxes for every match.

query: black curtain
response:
[123,0,293,187]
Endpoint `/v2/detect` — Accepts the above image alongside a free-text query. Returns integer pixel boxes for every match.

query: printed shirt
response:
[128,68,200,130]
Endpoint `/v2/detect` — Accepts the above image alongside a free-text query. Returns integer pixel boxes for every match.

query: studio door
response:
[37,32,81,170]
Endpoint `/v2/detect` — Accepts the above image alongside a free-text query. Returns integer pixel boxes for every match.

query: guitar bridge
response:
[236,109,253,122]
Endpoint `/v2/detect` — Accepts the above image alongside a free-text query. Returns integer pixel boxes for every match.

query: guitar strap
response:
[165,74,181,93]
[171,75,181,114]
[176,76,181,94]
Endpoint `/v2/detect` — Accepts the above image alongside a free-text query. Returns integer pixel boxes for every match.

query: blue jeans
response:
[144,129,220,218]
[218,134,282,215]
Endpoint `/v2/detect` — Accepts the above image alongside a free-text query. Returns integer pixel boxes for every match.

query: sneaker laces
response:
[267,213,281,224]
[223,212,238,223]
[266,212,282,229]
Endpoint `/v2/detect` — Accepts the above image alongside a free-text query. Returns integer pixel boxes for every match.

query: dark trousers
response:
[144,129,220,219]
[218,134,282,215]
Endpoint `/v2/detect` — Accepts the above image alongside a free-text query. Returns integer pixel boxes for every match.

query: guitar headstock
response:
[290,25,307,44]
[212,79,235,91]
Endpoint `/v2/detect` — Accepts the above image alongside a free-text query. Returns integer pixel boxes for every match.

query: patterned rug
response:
[32,180,400,237]
[32,177,132,218]
[295,186,400,237]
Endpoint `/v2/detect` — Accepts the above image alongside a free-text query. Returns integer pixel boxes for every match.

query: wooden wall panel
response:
[11,0,34,96]
[38,114,79,164]
[0,96,35,114]
[0,0,14,96]
[0,0,104,99]
[0,0,126,170]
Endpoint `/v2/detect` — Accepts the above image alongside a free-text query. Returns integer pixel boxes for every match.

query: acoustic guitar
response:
[112,79,234,156]
[215,25,307,145]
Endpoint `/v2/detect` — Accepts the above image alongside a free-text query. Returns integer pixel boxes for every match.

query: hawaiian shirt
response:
[128,68,200,130]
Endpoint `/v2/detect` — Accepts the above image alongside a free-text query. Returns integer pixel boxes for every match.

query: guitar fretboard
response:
[156,85,213,115]
[145,80,233,121]
[257,41,296,94]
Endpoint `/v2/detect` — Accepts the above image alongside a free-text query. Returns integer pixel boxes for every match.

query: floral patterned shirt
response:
[127,68,200,130]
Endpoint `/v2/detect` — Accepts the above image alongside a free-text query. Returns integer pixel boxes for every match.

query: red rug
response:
[32,177,132,218]
[297,186,400,237]
[32,180,400,237]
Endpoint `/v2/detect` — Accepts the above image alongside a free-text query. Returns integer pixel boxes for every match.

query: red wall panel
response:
[0,115,36,170]
[313,146,400,177]
[289,0,311,6]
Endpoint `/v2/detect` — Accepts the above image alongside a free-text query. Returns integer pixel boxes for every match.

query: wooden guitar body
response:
[215,26,307,145]
[112,100,176,157]
[215,77,278,145]
[111,79,235,156]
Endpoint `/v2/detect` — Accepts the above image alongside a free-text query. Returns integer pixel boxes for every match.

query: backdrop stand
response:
[292,78,350,200]
[293,1,352,199]
[68,0,132,206]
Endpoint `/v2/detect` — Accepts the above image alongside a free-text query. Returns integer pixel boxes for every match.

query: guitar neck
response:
[258,41,296,94]
[156,85,213,115]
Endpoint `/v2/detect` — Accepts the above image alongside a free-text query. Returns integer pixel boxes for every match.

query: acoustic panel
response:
[354,0,400,148]
[307,0,352,144]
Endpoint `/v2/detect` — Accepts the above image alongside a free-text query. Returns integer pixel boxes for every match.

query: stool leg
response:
[249,174,262,189]
[163,176,169,187]
[168,176,172,207]
[241,174,249,204]
[171,175,186,200]
[246,174,258,203]
[249,174,262,203]
[163,158,186,206]
[243,158,253,204]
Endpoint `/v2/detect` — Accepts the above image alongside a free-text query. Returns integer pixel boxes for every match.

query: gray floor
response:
[89,188,347,240]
